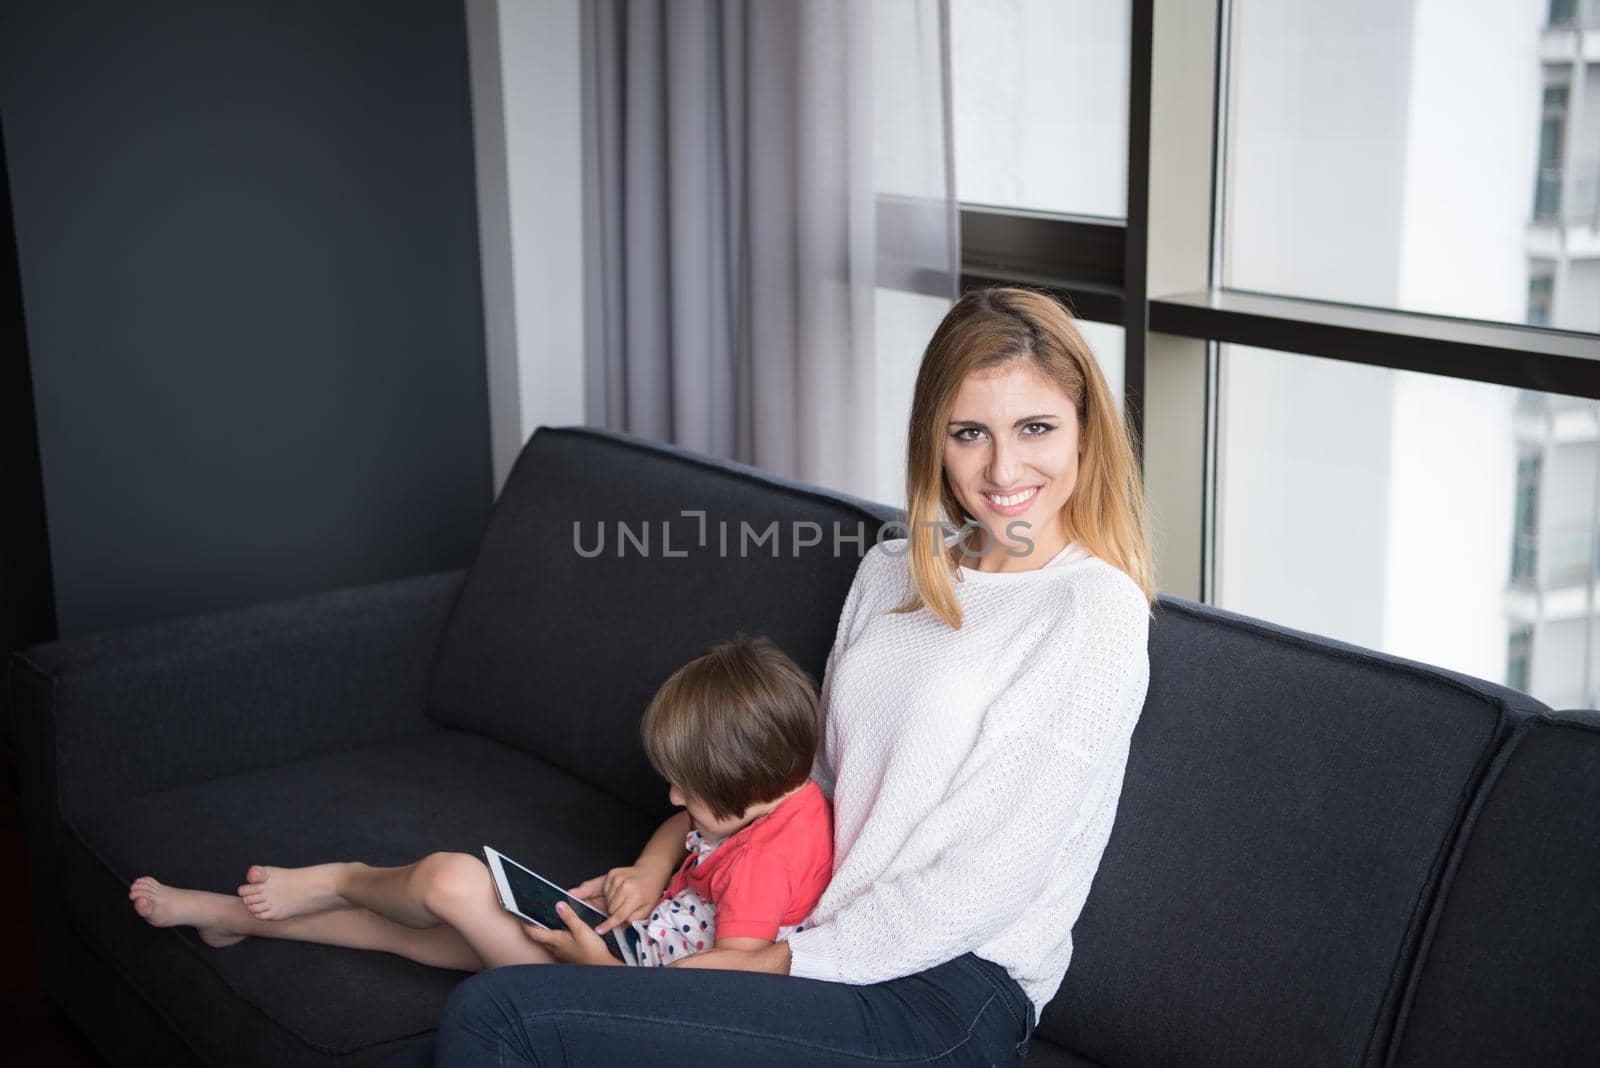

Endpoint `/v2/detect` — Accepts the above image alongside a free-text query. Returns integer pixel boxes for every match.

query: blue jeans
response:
[430,952,1036,1066]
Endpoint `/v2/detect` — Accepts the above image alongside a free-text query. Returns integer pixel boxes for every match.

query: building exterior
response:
[1511,1,1600,709]
[1220,0,1598,710]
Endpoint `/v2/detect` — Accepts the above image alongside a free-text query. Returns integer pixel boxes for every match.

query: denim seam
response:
[496,994,1001,1065]
[962,957,1029,1040]
[991,984,1025,1035]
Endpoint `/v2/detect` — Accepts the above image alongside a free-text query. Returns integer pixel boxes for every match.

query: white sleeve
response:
[809,550,877,802]
[810,643,841,801]
[787,576,1151,985]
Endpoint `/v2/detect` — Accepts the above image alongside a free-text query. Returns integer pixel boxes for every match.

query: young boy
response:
[129,636,833,973]
[558,635,833,966]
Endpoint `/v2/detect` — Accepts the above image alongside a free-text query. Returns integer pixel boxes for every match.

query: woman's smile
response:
[980,485,1042,516]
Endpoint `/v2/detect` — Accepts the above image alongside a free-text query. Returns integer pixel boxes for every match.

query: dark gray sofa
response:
[11,425,1598,1066]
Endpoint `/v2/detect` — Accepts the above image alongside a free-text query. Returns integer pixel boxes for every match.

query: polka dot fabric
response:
[786,539,1151,1018]
[632,886,716,967]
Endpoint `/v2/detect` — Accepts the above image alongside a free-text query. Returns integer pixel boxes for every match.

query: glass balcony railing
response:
[1533,162,1600,226]
[1512,524,1599,590]
[1548,525,1597,588]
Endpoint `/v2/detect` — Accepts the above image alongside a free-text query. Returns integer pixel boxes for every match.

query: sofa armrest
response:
[8,569,463,825]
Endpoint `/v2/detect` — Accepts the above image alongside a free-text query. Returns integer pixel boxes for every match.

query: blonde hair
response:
[640,635,820,820]
[897,286,1156,628]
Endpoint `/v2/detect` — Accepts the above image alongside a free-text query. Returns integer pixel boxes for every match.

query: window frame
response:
[943,0,1600,599]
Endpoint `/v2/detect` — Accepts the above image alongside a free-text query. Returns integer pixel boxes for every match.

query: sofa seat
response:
[59,729,662,1066]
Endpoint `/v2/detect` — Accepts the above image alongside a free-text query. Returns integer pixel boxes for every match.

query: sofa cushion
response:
[426,425,900,815]
[1039,597,1545,1068]
[1390,709,1600,1067]
[61,729,661,1066]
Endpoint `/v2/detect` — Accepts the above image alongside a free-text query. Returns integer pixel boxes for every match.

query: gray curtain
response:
[581,0,957,501]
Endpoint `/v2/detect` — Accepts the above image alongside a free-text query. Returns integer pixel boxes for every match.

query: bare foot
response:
[237,863,347,920]
[128,877,246,948]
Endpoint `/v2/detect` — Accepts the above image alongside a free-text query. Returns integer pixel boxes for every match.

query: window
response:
[949,2,1131,428]
[1534,84,1567,222]
[1216,346,1598,706]
[1539,434,1599,588]
[1511,449,1542,585]
[1553,0,1600,29]
[869,288,963,507]
[1076,321,1126,415]
[1224,2,1552,327]
[950,0,1131,219]
[1526,270,1554,326]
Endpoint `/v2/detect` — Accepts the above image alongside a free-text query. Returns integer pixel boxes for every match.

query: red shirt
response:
[662,779,833,941]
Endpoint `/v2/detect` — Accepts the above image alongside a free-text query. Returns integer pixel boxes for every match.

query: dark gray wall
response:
[0,2,493,637]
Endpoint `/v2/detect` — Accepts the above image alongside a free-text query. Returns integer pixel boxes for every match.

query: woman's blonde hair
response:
[897,286,1156,628]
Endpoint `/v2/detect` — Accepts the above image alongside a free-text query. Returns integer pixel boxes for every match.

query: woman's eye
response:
[951,427,984,443]
[1022,422,1055,436]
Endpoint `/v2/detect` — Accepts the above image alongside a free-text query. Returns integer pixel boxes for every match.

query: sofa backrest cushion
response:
[1040,597,1546,1068]
[425,426,900,817]
[1389,708,1600,1066]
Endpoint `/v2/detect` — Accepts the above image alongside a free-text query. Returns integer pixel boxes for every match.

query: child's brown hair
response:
[641,635,820,821]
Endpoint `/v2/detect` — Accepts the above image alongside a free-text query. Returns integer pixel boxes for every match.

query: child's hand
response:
[566,875,609,913]
[595,863,671,935]
[523,902,621,967]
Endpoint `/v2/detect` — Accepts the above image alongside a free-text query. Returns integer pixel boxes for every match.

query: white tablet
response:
[483,845,641,966]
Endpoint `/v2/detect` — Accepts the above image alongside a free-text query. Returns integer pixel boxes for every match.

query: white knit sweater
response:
[785,538,1152,1015]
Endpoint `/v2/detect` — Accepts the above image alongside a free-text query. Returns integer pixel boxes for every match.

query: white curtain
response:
[581,0,958,502]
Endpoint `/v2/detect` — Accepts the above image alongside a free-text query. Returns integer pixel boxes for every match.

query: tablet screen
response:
[500,854,603,931]
[489,848,643,964]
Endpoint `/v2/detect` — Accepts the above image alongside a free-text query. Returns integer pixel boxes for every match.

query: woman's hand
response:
[594,863,672,935]
[670,939,791,974]
[523,901,623,967]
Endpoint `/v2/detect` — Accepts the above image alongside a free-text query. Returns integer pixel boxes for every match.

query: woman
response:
[431,286,1156,1066]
